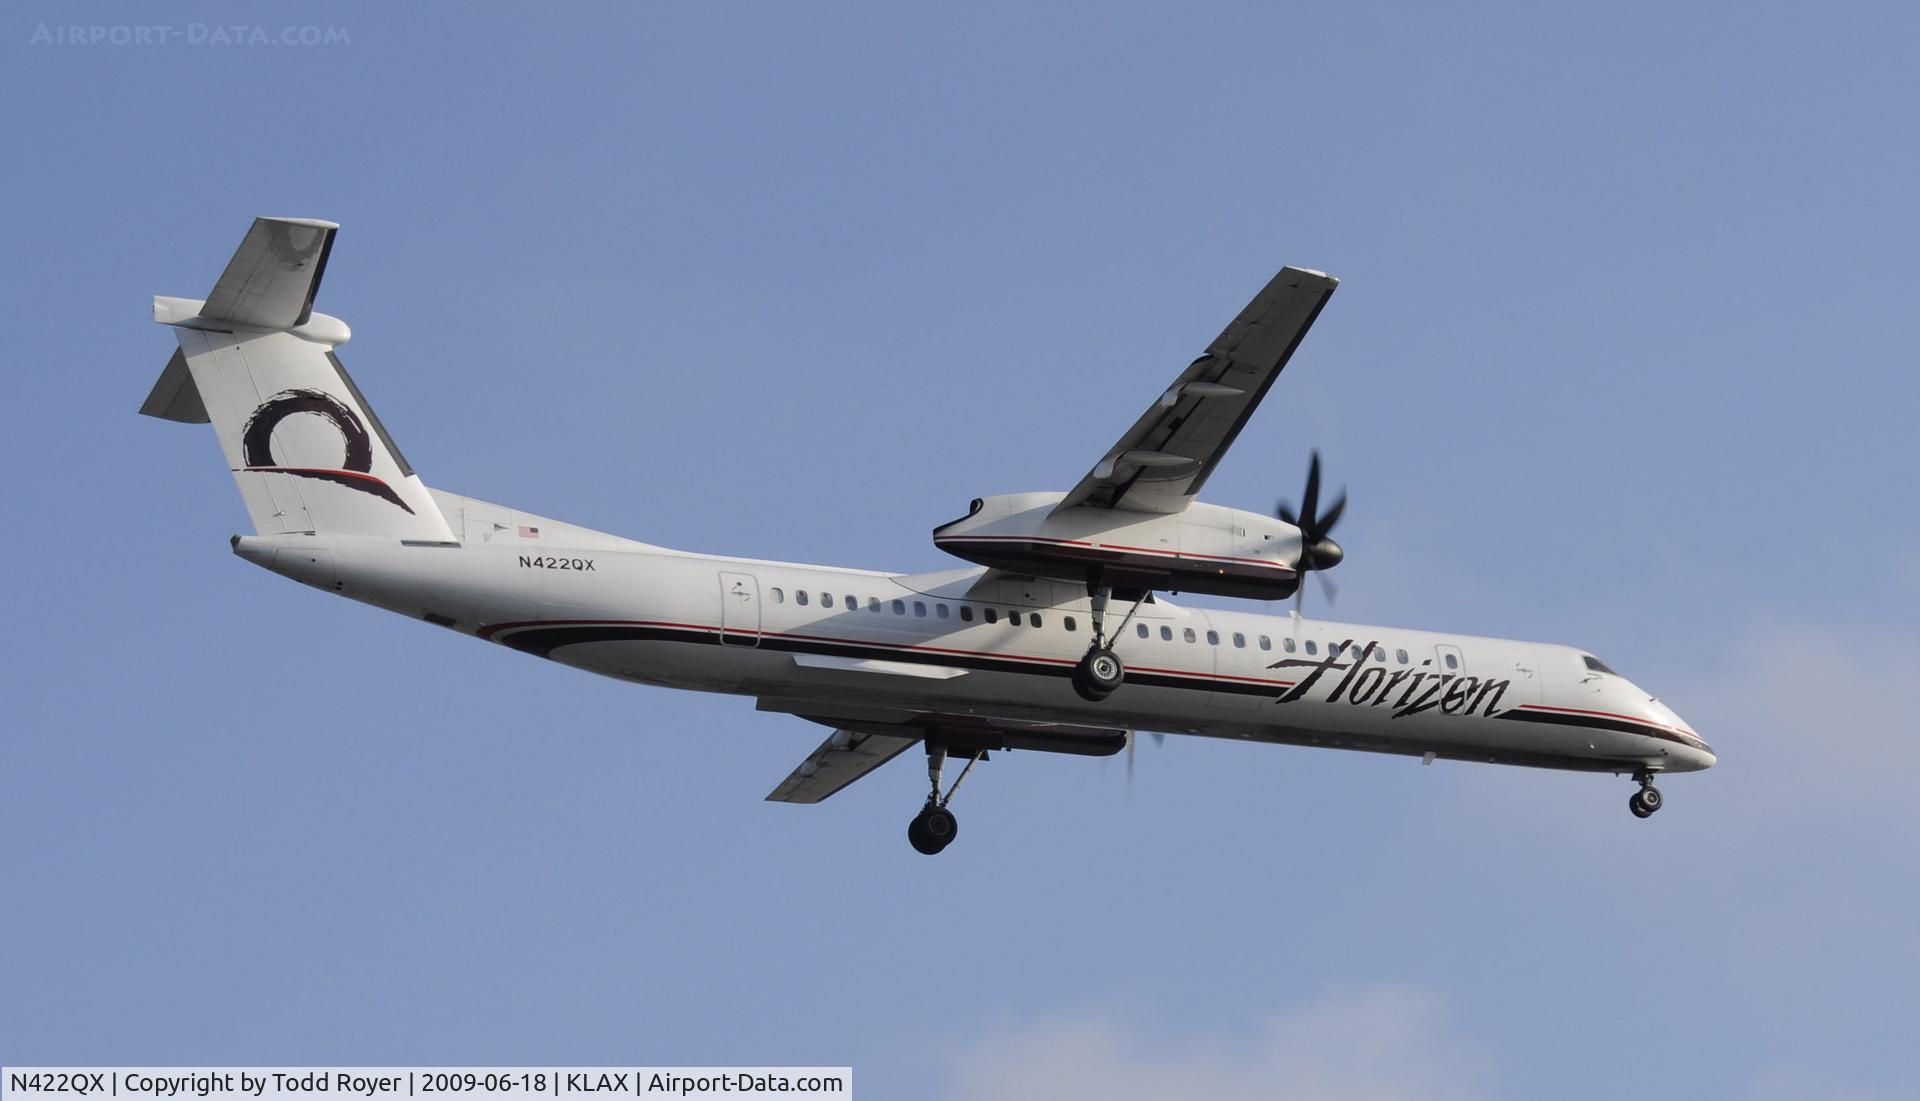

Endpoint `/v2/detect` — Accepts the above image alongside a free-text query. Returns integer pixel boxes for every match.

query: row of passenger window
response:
[766,585,1456,666]
[769,588,1069,630]
[1127,624,1428,665]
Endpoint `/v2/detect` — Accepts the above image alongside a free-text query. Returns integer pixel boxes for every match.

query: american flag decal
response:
[518,525,541,539]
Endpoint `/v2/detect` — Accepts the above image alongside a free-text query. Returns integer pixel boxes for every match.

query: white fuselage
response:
[236,490,1715,778]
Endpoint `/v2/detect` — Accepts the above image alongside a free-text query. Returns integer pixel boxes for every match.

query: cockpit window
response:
[1582,654,1617,676]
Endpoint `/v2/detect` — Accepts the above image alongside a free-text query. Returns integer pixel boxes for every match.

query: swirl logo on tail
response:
[239,388,415,514]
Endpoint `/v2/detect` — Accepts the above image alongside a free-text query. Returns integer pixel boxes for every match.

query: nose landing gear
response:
[1628,771,1664,818]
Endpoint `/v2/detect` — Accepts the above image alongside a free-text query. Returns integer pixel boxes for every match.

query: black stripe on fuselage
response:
[1495,707,1705,751]
[487,621,1290,698]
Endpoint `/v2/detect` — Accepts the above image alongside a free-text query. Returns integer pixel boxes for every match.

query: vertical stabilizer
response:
[142,218,455,541]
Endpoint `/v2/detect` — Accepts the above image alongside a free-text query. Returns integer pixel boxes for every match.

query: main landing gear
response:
[1628,770,1664,819]
[908,738,978,855]
[1072,576,1142,703]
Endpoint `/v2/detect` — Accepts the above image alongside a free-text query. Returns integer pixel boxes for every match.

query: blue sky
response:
[3,3,1916,1097]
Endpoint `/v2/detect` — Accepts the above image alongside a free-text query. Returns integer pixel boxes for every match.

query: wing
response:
[766,727,919,804]
[1057,266,1339,515]
[763,708,1129,804]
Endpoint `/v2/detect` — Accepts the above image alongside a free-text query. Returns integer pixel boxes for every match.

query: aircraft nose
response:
[1680,736,1717,771]
[1647,698,1713,770]
[1668,720,1715,771]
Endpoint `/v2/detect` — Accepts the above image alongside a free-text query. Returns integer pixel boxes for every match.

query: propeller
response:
[1276,449,1347,616]
[1126,728,1166,789]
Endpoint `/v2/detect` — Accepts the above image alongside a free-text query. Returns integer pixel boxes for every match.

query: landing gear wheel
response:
[1073,646,1125,702]
[1629,785,1663,818]
[923,806,957,845]
[907,805,958,855]
[907,815,937,854]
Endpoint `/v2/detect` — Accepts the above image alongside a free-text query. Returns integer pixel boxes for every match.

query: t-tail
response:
[140,217,454,543]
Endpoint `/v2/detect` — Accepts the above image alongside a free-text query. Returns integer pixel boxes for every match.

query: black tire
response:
[1638,786,1663,814]
[907,814,941,855]
[1071,663,1113,703]
[922,806,958,849]
[1629,791,1654,819]
[1074,647,1124,701]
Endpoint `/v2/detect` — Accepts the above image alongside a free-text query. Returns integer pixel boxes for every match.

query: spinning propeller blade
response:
[1278,449,1348,615]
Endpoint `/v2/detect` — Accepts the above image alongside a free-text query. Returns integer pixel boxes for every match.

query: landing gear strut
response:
[907,738,977,855]
[1628,770,1664,819]
[1072,574,1142,703]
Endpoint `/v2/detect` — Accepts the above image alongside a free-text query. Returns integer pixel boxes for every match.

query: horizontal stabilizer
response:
[201,217,338,330]
[138,348,209,423]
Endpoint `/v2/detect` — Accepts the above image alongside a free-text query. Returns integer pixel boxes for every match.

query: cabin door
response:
[719,571,761,646]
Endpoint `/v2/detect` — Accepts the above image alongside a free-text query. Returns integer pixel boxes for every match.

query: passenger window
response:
[770,588,785,604]
[1183,628,1197,643]
[1007,611,1022,626]
[892,600,905,614]
[1160,625,1173,640]
[1233,633,1246,648]
[1258,635,1271,651]
[1445,653,1459,670]
[796,590,810,606]
[1206,630,1219,646]
[869,597,881,612]
[821,592,833,607]
[1283,637,1296,653]
[1137,623,1150,639]
[1064,616,1077,632]
[936,603,950,619]
[845,595,858,610]
[960,606,974,622]
[913,601,927,617]
[1374,648,1386,663]
[1306,640,1318,655]
[985,609,998,624]
[1031,614,1043,628]
[1396,648,1409,664]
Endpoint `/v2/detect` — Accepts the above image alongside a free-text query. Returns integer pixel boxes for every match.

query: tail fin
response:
[142,218,455,541]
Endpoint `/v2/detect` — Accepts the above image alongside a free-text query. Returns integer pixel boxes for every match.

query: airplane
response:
[141,217,1715,855]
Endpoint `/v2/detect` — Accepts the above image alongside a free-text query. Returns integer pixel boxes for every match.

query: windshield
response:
[1582,654,1618,676]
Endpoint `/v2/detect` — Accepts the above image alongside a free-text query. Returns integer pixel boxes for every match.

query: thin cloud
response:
[944,984,1490,1101]
[1680,626,1918,842]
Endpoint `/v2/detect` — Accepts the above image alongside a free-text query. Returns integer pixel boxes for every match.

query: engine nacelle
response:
[932,492,1304,600]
